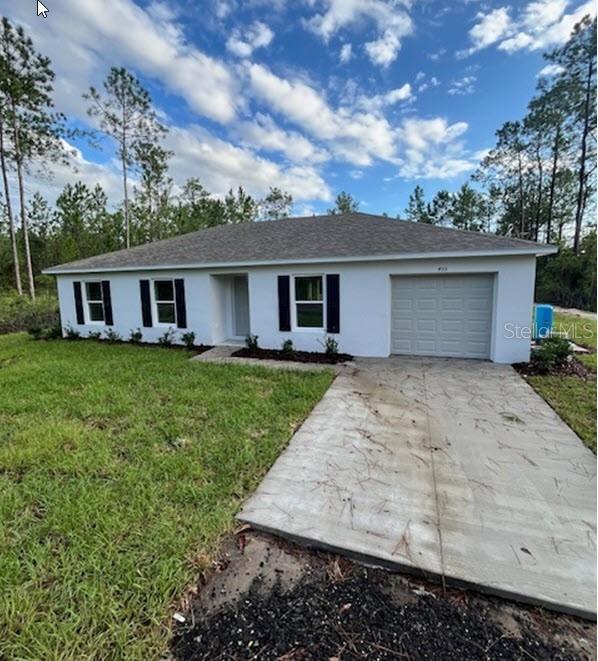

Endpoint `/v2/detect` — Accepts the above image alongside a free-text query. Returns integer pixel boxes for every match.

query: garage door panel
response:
[391,274,493,359]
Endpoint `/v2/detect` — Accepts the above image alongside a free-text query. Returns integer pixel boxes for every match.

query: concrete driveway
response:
[239,357,597,618]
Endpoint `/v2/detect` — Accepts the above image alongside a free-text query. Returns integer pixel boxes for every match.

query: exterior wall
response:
[56,253,537,363]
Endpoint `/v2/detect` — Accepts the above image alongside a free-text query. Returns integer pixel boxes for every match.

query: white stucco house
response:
[44,213,557,363]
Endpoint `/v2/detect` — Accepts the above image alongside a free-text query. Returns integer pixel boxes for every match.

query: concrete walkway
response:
[239,357,597,618]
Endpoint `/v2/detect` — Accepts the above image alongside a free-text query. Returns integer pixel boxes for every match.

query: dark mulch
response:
[172,569,579,661]
[514,357,593,379]
[232,347,353,365]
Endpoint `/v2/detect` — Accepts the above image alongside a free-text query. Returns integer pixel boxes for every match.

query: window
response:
[154,279,176,325]
[85,282,104,323]
[294,275,324,329]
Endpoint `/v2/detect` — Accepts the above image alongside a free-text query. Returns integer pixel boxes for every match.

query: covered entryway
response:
[391,274,494,359]
[210,274,250,344]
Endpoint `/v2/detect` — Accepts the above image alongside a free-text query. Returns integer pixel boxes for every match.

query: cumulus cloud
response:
[462,0,596,56]
[394,118,479,179]
[226,21,274,58]
[357,83,413,110]
[339,43,353,63]
[448,75,477,96]
[246,62,397,165]
[304,0,413,67]
[537,63,565,76]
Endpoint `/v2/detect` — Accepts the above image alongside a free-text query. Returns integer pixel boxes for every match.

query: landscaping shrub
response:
[158,328,176,347]
[45,321,62,340]
[320,335,339,356]
[88,331,102,341]
[104,328,122,343]
[245,334,259,354]
[0,292,59,334]
[181,331,196,349]
[281,339,294,355]
[129,328,143,344]
[64,325,81,340]
[533,336,572,372]
[27,326,44,340]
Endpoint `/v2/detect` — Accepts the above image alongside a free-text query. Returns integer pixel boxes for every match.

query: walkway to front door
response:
[239,357,597,619]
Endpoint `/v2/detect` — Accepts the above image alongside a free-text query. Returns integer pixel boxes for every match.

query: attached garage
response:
[391,274,494,359]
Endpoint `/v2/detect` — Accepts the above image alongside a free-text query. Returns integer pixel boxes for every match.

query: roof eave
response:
[43,246,558,276]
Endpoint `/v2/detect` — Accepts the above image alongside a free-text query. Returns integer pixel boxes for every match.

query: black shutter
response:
[174,279,187,329]
[278,275,291,331]
[73,281,84,325]
[140,280,152,327]
[326,274,340,334]
[101,281,113,326]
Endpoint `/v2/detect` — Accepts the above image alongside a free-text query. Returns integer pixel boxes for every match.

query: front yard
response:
[526,311,597,451]
[0,335,333,659]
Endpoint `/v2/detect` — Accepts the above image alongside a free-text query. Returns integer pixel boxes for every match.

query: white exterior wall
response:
[56,253,537,363]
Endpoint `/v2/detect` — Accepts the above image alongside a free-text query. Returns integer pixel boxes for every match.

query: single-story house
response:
[44,212,557,363]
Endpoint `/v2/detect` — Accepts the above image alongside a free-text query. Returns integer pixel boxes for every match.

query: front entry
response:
[232,275,250,338]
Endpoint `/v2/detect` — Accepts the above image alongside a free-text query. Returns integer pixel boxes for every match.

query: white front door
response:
[391,274,494,359]
[232,275,250,337]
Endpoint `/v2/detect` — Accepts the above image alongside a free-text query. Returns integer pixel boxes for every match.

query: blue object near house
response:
[534,304,554,340]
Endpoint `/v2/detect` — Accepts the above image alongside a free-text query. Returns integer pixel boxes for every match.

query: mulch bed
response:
[232,347,353,365]
[172,568,580,660]
[514,357,593,380]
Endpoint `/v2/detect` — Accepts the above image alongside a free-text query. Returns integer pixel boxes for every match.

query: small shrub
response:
[0,292,59,334]
[44,321,62,340]
[320,335,339,356]
[281,339,294,355]
[104,328,122,343]
[129,328,143,344]
[245,334,259,353]
[27,326,44,340]
[64,325,81,340]
[88,331,102,341]
[533,336,572,372]
[158,328,176,347]
[181,331,196,349]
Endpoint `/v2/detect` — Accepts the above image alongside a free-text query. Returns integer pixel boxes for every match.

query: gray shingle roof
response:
[44,212,556,274]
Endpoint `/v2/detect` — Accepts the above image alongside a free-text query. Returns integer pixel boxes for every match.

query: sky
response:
[1,0,595,217]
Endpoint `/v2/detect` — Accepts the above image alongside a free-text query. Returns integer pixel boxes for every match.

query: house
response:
[44,212,557,363]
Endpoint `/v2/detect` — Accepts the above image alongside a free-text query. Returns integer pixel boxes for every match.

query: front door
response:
[232,275,250,337]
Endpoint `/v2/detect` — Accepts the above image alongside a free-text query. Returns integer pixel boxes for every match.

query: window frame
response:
[83,280,105,325]
[291,274,326,332]
[151,278,177,327]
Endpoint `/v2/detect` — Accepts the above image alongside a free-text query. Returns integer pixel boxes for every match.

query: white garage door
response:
[391,274,494,359]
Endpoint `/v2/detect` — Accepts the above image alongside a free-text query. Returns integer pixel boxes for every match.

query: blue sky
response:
[2,0,595,216]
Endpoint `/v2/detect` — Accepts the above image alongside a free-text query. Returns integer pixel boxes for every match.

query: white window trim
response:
[83,280,105,325]
[291,274,326,332]
[151,278,177,328]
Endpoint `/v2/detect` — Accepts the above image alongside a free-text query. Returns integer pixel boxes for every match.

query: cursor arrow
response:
[37,1,49,17]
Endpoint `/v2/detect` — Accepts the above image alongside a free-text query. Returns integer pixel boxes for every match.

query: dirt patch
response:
[232,347,353,365]
[171,531,595,660]
[514,357,594,380]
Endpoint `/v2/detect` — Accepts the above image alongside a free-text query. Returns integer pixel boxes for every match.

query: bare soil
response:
[514,356,594,379]
[171,531,596,661]
[232,347,353,365]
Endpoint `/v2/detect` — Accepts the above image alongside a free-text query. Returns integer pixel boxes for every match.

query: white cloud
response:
[349,170,364,179]
[357,83,413,110]
[463,0,596,56]
[304,0,413,67]
[537,63,565,76]
[415,73,440,93]
[246,62,398,165]
[5,0,239,124]
[339,43,353,63]
[234,114,330,164]
[166,126,332,202]
[394,118,479,179]
[226,21,274,58]
[448,75,477,95]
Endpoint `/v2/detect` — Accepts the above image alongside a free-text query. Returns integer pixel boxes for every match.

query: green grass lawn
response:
[528,311,597,451]
[0,334,333,659]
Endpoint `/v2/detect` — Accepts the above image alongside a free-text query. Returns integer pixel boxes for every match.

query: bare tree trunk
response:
[546,125,561,244]
[573,55,594,254]
[534,145,543,242]
[517,153,526,237]
[122,151,130,249]
[10,109,35,299]
[0,115,22,295]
